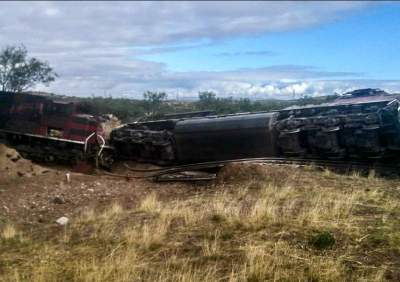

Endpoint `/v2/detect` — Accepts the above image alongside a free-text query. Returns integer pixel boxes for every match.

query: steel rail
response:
[149,159,389,179]
[124,157,350,173]
[101,157,400,181]
[125,157,393,175]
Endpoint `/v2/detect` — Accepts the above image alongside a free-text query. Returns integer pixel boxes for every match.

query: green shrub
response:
[309,231,335,250]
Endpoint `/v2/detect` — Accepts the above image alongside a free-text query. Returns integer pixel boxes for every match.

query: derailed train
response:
[110,89,400,165]
[1,88,400,167]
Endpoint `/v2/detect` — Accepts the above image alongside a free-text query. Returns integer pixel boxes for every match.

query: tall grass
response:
[1,165,399,281]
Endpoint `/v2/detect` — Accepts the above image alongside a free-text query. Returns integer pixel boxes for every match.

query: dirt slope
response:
[0,144,50,180]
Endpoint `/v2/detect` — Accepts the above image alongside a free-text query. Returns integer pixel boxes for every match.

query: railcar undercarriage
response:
[0,129,113,169]
[275,99,400,160]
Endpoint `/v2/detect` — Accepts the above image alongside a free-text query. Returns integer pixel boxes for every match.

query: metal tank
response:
[173,112,279,163]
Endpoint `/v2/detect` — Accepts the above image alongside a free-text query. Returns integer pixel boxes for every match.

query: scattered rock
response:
[10,155,20,162]
[52,195,66,204]
[65,173,71,183]
[56,216,69,226]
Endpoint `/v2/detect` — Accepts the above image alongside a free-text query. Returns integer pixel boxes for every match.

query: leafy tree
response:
[143,91,167,118]
[0,45,58,93]
[198,91,216,102]
[197,91,217,110]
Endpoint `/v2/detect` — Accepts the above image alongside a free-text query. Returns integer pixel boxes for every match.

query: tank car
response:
[110,112,280,164]
[110,89,400,165]
[173,112,278,163]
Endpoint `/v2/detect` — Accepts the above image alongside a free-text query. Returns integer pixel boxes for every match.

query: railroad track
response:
[100,157,400,182]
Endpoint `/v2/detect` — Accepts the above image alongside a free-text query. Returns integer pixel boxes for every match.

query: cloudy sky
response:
[1,1,399,99]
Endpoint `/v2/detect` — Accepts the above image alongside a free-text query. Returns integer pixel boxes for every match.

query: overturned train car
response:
[110,89,400,165]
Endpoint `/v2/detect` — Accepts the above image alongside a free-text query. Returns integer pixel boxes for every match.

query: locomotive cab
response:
[63,114,104,142]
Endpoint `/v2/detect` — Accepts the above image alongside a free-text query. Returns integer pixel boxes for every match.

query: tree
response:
[0,45,58,93]
[198,91,216,103]
[197,91,217,110]
[143,91,167,117]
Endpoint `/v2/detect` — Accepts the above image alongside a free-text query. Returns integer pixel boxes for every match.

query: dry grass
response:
[1,164,400,281]
[139,192,162,213]
[1,224,18,240]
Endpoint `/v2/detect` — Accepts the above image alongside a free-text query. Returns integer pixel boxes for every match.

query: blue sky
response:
[139,3,400,80]
[1,1,399,99]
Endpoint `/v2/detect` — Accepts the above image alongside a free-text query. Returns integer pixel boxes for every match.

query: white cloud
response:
[43,7,60,17]
[0,1,395,99]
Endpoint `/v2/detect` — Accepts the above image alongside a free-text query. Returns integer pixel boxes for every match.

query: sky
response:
[0,1,399,99]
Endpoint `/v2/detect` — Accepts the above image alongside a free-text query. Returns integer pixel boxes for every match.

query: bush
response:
[309,231,335,250]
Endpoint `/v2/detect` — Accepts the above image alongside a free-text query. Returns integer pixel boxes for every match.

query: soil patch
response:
[0,144,50,180]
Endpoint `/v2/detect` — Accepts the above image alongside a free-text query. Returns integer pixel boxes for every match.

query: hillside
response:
[1,160,399,281]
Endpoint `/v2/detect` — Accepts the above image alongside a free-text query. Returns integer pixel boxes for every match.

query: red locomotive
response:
[0,91,104,141]
[0,91,108,165]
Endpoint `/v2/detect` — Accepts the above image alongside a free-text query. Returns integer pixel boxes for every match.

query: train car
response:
[110,112,281,164]
[110,89,400,165]
[274,89,400,159]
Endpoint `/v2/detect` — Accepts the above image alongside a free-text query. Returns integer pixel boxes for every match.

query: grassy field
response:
[1,164,399,281]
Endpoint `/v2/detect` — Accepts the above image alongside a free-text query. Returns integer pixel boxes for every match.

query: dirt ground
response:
[1,145,400,281]
[0,145,212,228]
